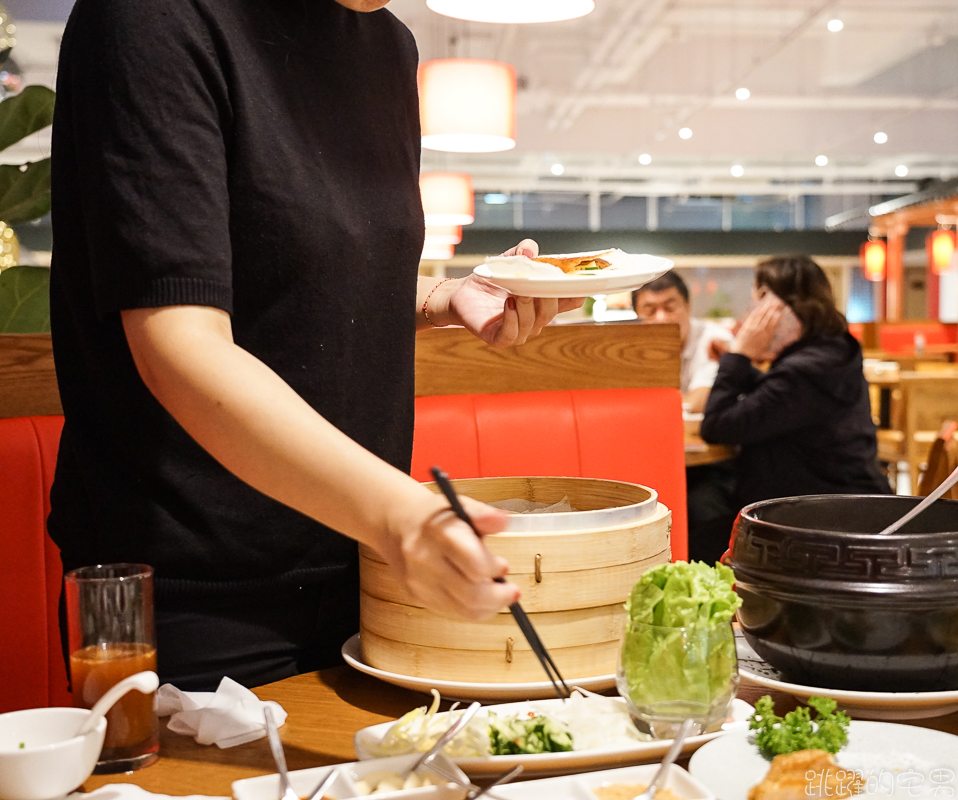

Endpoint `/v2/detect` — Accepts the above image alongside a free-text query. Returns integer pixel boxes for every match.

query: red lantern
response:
[860,239,886,282]
[927,229,956,276]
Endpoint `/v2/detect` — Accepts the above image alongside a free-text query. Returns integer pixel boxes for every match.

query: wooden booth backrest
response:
[0,334,62,419]
[412,323,688,559]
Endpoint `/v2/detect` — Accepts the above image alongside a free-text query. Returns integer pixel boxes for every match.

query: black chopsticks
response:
[430,466,572,700]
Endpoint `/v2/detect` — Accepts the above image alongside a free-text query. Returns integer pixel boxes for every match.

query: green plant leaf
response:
[0,85,55,154]
[0,158,51,224]
[0,265,51,333]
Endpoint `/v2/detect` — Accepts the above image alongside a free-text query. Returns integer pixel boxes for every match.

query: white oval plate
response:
[342,633,615,701]
[736,631,958,720]
[473,253,673,298]
[354,696,754,779]
[689,722,958,800]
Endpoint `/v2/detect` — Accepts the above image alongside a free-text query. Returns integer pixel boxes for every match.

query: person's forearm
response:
[123,307,437,553]
[416,275,452,330]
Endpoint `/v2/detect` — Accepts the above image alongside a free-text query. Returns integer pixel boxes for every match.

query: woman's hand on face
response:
[381,491,519,621]
[433,239,585,348]
[730,296,785,362]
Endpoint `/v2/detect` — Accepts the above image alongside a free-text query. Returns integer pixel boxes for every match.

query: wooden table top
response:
[81,666,958,797]
[684,433,736,467]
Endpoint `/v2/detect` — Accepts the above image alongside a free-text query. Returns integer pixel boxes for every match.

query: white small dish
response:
[736,631,958,720]
[457,762,713,799]
[0,707,107,800]
[474,252,673,299]
[232,753,469,800]
[354,697,754,779]
[341,634,616,701]
[688,722,958,800]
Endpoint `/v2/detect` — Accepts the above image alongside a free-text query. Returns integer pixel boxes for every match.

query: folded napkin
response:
[156,676,287,748]
[70,786,226,800]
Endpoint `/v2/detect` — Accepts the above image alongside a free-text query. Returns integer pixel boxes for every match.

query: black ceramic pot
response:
[725,494,958,692]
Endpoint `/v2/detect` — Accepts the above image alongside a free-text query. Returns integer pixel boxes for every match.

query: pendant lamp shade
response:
[421,243,455,261]
[927,229,956,276]
[420,172,475,226]
[419,59,516,153]
[860,239,886,282]
[424,224,463,246]
[426,0,595,23]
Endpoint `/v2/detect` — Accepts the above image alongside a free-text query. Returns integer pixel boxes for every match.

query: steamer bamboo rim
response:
[423,475,660,532]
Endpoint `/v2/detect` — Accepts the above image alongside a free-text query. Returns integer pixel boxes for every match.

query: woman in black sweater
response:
[701,255,891,508]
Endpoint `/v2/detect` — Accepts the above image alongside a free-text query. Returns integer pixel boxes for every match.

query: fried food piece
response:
[533,252,613,273]
[748,749,863,800]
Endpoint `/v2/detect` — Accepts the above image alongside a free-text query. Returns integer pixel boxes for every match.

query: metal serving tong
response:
[430,466,572,700]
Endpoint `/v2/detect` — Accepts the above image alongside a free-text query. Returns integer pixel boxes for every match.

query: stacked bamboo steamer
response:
[359,476,671,683]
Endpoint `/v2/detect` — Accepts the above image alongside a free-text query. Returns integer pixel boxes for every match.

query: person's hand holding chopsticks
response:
[376,491,521,621]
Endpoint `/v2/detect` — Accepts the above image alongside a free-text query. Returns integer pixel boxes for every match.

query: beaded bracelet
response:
[422,278,455,327]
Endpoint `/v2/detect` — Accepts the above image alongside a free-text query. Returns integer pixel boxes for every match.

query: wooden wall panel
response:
[416,322,681,396]
[0,334,61,419]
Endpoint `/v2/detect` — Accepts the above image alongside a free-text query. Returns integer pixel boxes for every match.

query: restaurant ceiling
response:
[4,0,958,200]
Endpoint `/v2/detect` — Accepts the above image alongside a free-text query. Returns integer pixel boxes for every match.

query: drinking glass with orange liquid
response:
[65,564,159,773]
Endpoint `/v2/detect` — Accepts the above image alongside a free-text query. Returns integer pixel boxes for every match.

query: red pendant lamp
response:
[927,229,957,275]
[420,172,475,226]
[860,239,886,282]
[419,59,517,153]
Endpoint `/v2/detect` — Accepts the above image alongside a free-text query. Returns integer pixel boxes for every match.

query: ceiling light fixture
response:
[419,59,517,153]
[421,243,455,261]
[550,163,565,176]
[815,155,829,166]
[426,0,595,24]
[730,164,745,177]
[827,18,843,32]
[424,224,463,246]
[874,132,888,144]
[735,87,750,100]
[678,127,693,140]
[638,153,652,165]
[420,172,475,226]
[895,165,909,177]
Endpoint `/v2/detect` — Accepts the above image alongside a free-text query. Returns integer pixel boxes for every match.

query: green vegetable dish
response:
[619,561,743,719]
[749,695,851,757]
[487,713,574,755]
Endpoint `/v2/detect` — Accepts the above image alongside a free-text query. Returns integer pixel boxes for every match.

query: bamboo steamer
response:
[360,476,672,684]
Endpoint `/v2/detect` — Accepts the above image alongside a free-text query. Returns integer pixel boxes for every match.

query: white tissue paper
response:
[488,495,577,514]
[156,676,287,748]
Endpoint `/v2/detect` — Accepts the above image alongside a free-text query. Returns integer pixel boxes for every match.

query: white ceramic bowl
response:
[232,753,471,800]
[0,707,107,800]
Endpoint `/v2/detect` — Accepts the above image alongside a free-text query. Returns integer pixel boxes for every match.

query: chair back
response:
[917,421,958,499]
[0,415,71,712]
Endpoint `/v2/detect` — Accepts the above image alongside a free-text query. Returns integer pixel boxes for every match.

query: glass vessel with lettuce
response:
[616,561,742,739]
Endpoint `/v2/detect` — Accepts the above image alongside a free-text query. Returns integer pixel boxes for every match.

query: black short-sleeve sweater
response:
[48,0,424,594]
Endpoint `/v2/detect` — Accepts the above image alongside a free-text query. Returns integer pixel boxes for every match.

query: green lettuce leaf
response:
[621,561,742,709]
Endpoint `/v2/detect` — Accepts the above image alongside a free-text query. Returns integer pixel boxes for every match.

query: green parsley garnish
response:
[748,695,851,757]
[19,742,25,749]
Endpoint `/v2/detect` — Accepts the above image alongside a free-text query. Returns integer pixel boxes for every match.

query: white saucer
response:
[736,631,958,720]
[341,633,615,701]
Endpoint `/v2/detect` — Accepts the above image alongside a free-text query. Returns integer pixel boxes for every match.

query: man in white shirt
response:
[633,272,734,413]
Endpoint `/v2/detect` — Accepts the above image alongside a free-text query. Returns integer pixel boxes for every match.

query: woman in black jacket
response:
[701,255,892,508]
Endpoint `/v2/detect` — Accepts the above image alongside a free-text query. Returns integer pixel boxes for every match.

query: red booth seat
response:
[0,415,71,712]
[411,388,688,561]
[879,322,958,353]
